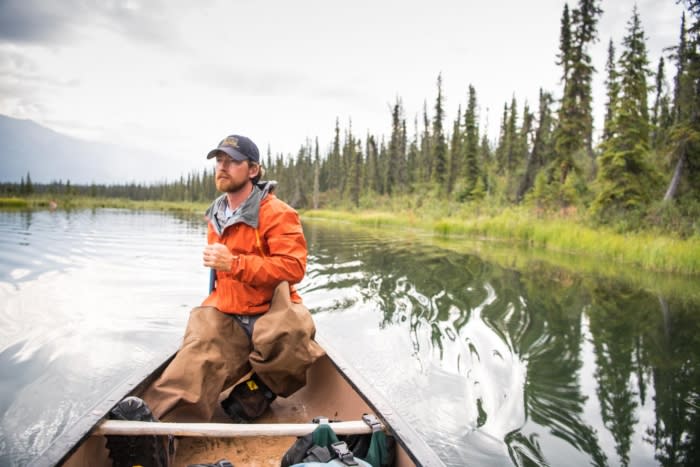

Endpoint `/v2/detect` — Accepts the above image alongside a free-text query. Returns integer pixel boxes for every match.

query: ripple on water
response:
[0,209,207,465]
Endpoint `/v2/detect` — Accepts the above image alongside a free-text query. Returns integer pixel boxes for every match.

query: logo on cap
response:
[221,136,239,149]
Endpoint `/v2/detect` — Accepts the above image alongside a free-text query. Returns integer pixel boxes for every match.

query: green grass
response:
[1,195,209,213]
[0,197,29,208]
[303,206,700,275]
[305,209,408,229]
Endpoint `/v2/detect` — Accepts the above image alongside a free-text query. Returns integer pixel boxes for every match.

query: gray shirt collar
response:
[206,182,276,236]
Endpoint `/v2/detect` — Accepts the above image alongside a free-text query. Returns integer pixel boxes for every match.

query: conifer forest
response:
[3,0,700,238]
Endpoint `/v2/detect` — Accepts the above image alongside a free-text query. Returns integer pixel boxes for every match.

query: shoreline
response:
[301,208,700,276]
[2,195,698,275]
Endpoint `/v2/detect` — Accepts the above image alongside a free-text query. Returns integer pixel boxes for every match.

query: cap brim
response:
[206,147,248,161]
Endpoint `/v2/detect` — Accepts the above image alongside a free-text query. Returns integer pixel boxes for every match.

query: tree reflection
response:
[303,222,700,466]
[643,293,700,466]
[588,283,643,466]
[503,266,607,466]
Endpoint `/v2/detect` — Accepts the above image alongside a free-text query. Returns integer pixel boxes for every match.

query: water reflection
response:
[0,209,207,466]
[1,212,698,467]
[302,220,700,467]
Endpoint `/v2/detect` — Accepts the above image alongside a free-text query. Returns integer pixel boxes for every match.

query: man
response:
[107,134,323,466]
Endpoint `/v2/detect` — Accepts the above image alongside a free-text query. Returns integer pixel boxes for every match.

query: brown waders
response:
[141,282,324,422]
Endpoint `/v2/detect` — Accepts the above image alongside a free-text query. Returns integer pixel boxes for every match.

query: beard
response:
[215,175,249,193]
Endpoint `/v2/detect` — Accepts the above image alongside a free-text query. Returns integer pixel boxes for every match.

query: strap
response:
[305,445,333,463]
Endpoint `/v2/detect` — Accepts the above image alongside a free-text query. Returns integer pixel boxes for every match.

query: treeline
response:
[1,168,219,203]
[2,1,699,237]
[264,1,699,235]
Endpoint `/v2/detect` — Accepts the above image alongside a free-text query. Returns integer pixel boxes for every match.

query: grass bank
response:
[0,197,29,208]
[4,195,698,275]
[301,207,700,275]
[0,195,209,214]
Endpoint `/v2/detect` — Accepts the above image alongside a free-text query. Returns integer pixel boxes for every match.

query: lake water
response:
[1,209,698,467]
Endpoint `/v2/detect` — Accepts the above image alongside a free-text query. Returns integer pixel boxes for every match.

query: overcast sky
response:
[0,0,688,177]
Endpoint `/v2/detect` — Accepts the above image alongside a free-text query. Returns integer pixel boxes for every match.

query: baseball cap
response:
[206,135,260,163]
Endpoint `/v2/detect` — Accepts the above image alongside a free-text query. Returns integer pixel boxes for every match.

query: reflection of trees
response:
[308,224,604,464]
[587,284,642,467]
[509,265,608,467]
[644,294,700,466]
[586,278,700,467]
[303,222,700,467]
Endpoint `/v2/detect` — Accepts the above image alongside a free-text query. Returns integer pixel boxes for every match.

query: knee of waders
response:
[220,373,277,423]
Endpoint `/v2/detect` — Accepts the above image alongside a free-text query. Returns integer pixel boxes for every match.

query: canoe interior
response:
[61,353,416,467]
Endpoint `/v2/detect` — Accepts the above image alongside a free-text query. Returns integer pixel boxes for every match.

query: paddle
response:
[209,268,216,293]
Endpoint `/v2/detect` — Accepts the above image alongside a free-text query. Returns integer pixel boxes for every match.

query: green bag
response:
[281,416,395,467]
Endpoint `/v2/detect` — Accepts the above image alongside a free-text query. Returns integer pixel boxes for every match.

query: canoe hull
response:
[51,337,444,466]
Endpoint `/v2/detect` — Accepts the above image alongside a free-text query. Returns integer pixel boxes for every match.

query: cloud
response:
[186,64,310,96]
[0,47,79,86]
[0,1,74,43]
[0,0,180,46]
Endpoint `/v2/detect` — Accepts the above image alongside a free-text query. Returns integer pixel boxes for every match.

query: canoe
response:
[33,335,445,466]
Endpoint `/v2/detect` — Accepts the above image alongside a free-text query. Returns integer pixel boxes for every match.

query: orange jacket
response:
[201,184,306,315]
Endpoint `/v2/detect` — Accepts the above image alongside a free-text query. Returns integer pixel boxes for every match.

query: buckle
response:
[331,441,358,466]
[362,413,383,432]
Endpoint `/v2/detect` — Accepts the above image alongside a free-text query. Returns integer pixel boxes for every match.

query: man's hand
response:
[203,243,237,271]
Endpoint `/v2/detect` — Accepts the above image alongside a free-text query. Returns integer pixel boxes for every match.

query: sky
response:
[0,0,688,179]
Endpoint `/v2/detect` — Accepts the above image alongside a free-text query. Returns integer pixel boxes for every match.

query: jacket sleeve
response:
[231,206,307,287]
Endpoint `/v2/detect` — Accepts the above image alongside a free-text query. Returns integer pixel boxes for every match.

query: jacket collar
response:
[206,181,277,236]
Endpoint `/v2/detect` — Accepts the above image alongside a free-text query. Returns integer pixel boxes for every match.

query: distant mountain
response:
[0,114,189,184]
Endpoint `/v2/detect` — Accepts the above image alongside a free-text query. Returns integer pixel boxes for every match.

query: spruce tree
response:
[651,57,673,150]
[553,0,602,186]
[345,134,361,207]
[432,74,448,188]
[378,138,388,194]
[516,102,534,172]
[603,39,620,143]
[328,118,342,195]
[663,7,700,202]
[313,138,320,209]
[399,119,408,187]
[506,96,520,175]
[447,105,462,194]
[479,134,493,199]
[494,103,510,175]
[387,98,405,195]
[518,90,554,203]
[25,172,33,195]
[419,102,432,184]
[406,117,420,186]
[366,134,381,195]
[593,6,656,220]
[556,4,573,83]
[463,85,480,197]
[573,0,603,156]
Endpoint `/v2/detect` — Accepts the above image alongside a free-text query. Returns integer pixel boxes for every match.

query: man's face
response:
[214,153,253,193]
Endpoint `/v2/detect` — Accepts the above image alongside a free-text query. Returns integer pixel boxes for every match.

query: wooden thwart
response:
[94,419,383,437]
